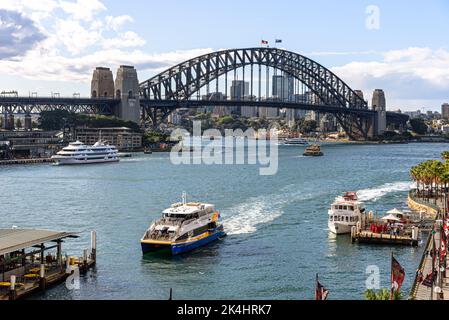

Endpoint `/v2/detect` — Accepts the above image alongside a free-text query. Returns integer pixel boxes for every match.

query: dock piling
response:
[9,275,16,300]
[91,230,97,263]
[39,264,46,291]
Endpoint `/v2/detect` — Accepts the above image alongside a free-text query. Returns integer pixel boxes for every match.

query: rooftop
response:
[163,203,214,215]
[0,229,78,255]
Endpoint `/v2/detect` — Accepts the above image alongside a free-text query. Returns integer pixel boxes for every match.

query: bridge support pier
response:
[141,104,173,130]
[335,113,374,141]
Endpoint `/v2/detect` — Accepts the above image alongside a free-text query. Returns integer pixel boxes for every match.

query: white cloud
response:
[102,31,146,49]
[105,15,133,31]
[331,47,449,109]
[58,0,106,21]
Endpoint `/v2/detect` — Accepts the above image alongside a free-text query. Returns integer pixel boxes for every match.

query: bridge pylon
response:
[115,66,141,124]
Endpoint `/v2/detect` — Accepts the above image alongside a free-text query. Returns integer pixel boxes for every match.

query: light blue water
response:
[0,143,446,300]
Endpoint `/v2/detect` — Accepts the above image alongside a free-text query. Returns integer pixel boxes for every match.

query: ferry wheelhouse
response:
[328,192,366,235]
[141,194,226,255]
[51,140,119,165]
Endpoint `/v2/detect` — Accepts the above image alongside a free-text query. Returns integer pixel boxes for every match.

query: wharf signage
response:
[170,121,279,176]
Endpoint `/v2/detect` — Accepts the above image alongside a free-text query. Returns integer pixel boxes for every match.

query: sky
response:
[0,0,448,111]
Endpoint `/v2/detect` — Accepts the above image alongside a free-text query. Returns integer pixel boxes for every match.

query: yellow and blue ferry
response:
[141,194,225,255]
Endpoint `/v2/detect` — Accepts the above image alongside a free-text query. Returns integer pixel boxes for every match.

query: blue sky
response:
[0,0,448,111]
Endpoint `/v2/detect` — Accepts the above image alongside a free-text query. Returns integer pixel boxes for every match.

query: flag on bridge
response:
[315,274,329,300]
[275,39,282,44]
[261,40,269,45]
[390,254,405,300]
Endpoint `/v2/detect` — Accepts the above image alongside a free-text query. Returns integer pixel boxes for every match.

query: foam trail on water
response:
[224,189,315,236]
[357,181,414,202]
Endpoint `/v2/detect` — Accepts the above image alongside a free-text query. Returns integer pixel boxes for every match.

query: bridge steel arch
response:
[140,48,372,139]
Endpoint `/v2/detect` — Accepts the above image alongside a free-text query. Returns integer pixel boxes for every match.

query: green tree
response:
[410,118,428,135]
[364,289,402,300]
[297,119,317,134]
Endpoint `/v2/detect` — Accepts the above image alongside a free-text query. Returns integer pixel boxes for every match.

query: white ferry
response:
[141,193,226,255]
[328,192,366,235]
[51,140,119,165]
[283,138,309,146]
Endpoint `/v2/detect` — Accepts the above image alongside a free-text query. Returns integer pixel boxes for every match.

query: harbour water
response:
[0,143,446,300]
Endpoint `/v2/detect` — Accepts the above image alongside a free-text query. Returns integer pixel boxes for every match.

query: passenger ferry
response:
[51,140,119,165]
[328,192,366,234]
[283,137,309,146]
[141,193,226,255]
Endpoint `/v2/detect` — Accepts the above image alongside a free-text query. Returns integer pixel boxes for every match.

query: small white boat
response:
[328,192,366,235]
[283,138,309,146]
[52,140,119,165]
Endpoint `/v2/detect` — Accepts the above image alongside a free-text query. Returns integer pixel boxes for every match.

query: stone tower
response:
[115,66,141,124]
[91,67,114,98]
[372,89,387,135]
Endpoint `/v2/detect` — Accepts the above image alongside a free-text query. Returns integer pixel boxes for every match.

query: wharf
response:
[0,158,53,166]
[0,229,96,300]
[408,191,448,300]
[351,229,419,247]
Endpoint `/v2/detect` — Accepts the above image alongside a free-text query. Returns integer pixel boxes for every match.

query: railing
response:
[409,231,433,300]
[409,190,441,213]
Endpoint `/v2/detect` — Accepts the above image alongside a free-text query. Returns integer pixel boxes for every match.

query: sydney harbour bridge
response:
[0,48,408,140]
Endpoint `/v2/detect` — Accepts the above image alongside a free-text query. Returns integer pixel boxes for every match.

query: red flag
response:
[315,274,329,300]
[261,40,269,45]
[441,231,447,262]
[391,255,405,299]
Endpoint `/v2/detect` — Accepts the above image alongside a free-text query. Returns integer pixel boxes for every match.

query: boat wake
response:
[357,181,414,202]
[224,189,315,236]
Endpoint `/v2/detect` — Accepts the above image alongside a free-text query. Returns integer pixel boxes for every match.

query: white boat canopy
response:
[381,214,401,222]
[387,208,404,215]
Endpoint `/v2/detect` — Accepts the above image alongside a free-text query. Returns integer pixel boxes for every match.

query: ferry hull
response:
[52,158,119,165]
[328,221,354,235]
[141,229,226,256]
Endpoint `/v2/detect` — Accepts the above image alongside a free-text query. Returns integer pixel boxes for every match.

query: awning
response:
[0,229,78,256]
[381,214,401,222]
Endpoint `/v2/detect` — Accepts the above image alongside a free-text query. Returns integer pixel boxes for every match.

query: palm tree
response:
[365,289,402,300]
[442,151,449,162]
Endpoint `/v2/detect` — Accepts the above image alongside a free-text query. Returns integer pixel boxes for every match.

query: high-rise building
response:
[230,80,249,100]
[442,103,449,120]
[272,74,294,101]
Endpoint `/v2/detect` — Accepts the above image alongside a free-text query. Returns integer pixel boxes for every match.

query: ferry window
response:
[345,217,349,222]
[349,206,354,211]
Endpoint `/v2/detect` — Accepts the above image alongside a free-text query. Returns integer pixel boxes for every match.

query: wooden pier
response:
[351,226,420,247]
[0,229,96,300]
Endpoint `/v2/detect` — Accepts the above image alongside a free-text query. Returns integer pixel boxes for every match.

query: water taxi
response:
[141,193,226,255]
[51,140,119,165]
[328,192,366,234]
[303,144,323,157]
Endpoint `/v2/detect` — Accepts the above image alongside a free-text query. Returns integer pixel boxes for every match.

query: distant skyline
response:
[0,0,448,111]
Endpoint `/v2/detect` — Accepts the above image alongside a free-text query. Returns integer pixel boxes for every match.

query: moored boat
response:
[51,140,119,165]
[328,192,366,234]
[141,193,226,255]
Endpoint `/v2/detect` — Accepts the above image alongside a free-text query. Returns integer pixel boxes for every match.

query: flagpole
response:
[390,252,394,300]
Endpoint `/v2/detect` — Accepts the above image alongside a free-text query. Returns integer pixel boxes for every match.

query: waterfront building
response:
[75,127,142,151]
[442,103,449,120]
[0,130,63,158]
[229,80,250,115]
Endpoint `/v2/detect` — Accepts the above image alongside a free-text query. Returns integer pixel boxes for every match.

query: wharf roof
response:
[0,229,78,255]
